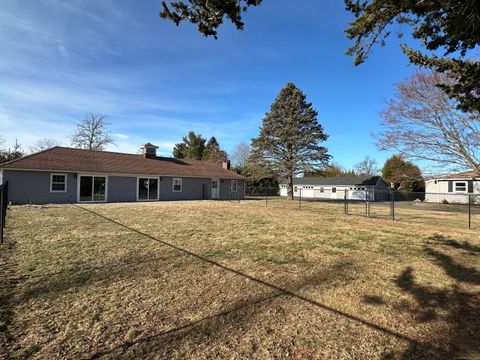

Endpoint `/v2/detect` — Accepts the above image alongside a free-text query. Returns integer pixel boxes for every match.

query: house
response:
[425,171,480,204]
[279,176,390,201]
[0,144,245,204]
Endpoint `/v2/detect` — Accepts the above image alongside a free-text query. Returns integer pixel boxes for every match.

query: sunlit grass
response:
[1,200,479,359]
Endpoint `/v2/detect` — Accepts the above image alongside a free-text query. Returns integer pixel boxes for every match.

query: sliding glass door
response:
[79,176,107,202]
[138,177,159,201]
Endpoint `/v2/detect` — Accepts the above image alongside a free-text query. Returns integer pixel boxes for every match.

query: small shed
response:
[279,176,390,201]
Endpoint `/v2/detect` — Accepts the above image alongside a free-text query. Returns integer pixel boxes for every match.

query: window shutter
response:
[468,180,474,193]
[448,181,453,192]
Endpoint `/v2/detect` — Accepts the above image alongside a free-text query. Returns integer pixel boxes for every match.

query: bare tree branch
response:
[30,138,61,153]
[377,71,480,173]
[354,156,379,176]
[230,142,251,167]
[71,113,114,151]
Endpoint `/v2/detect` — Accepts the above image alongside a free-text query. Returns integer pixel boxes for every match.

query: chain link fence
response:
[0,181,9,244]
[242,186,479,231]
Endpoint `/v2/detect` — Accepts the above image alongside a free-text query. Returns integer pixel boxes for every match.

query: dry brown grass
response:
[1,200,479,359]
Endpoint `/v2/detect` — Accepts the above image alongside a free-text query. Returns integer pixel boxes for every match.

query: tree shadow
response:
[386,234,480,359]
[426,234,480,255]
[424,247,480,285]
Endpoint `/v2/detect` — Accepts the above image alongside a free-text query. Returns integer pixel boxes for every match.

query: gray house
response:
[279,176,390,201]
[0,144,245,204]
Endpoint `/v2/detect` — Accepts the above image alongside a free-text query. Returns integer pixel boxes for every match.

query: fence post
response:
[391,189,395,221]
[344,189,348,215]
[299,189,302,210]
[265,187,268,207]
[365,189,369,217]
[468,194,472,230]
[237,187,240,203]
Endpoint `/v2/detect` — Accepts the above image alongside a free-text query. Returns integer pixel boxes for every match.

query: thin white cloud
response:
[0,0,267,155]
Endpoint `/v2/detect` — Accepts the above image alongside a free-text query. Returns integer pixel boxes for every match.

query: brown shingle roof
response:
[0,147,244,180]
[437,171,480,180]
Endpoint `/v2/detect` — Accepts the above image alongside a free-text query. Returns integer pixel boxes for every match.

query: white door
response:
[211,178,219,199]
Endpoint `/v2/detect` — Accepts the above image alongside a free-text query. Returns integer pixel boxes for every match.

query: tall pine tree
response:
[172,131,206,160]
[251,83,330,199]
[203,136,228,164]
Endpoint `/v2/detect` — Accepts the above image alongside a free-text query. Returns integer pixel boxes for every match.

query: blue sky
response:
[0,0,417,168]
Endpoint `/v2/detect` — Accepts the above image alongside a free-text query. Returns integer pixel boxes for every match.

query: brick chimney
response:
[140,143,159,159]
[222,160,230,170]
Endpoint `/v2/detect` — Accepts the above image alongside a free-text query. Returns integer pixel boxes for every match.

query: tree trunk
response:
[287,175,294,200]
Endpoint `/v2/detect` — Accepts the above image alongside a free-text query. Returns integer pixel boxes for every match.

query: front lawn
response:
[1,201,479,359]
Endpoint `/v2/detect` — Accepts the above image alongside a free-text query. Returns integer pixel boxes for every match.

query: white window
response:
[454,181,467,192]
[173,178,182,192]
[50,173,67,193]
[231,180,238,192]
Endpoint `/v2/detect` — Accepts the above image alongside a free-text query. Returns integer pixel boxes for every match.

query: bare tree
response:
[230,142,251,167]
[30,138,61,153]
[354,156,379,176]
[377,71,480,172]
[71,113,114,151]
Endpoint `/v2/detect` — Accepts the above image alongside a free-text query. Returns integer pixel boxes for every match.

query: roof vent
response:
[140,143,158,159]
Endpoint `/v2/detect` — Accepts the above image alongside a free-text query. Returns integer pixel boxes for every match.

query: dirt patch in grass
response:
[1,201,479,359]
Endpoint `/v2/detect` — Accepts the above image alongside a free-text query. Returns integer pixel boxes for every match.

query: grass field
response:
[1,200,479,359]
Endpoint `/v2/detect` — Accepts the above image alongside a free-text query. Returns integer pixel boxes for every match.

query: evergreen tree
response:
[251,83,330,200]
[160,0,261,38]
[172,131,206,160]
[305,163,356,177]
[0,140,25,164]
[202,136,228,164]
[382,155,424,192]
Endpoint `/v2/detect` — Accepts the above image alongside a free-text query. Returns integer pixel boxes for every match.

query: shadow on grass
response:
[382,235,480,359]
[73,205,432,359]
[427,234,480,255]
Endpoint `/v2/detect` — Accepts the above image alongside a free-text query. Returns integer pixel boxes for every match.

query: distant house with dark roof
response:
[425,171,480,204]
[0,144,244,204]
[279,176,390,201]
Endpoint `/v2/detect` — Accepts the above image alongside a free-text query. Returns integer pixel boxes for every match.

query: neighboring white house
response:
[425,171,480,204]
[279,176,390,201]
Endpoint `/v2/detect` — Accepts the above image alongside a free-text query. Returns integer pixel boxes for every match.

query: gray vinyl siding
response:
[219,179,245,200]
[160,176,211,201]
[3,170,77,204]
[2,170,244,204]
[108,176,137,202]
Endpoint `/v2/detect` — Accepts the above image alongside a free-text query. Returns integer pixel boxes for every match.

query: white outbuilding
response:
[279,176,390,201]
